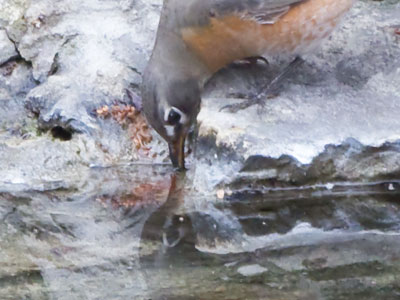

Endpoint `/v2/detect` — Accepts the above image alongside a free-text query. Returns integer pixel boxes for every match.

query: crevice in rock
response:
[50,126,73,141]
[127,65,142,76]
[3,28,31,67]
[0,55,21,69]
[47,53,59,76]
[47,34,77,77]
[0,269,44,287]
[125,86,142,110]
[216,139,400,190]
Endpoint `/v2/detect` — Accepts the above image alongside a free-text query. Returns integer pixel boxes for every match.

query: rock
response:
[2,0,162,134]
[1,0,400,299]
[0,0,398,190]
[0,1,399,299]
[237,264,268,276]
[0,58,37,135]
[0,30,18,65]
[195,0,400,189]
[0,0,168,181]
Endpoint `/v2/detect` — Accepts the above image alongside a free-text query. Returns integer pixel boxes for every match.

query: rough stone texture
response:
[0,61,36,129]
[0,1,400,298]
[0,0,163,165]
[10,0,162,133]
[195,0,400,189]
[0,0,399,189]
[0,0,169,191]
[0,29,17,65]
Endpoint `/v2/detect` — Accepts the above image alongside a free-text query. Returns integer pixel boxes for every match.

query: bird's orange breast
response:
[181,0,353,72]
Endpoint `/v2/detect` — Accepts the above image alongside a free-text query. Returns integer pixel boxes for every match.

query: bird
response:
[141,0,354,170]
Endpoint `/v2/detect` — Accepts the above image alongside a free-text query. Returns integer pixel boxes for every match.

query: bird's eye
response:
[167,108,181,125]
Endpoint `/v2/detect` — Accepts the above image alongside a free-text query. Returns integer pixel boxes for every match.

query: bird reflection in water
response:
[94,166,200,257]
[139,172,197,256]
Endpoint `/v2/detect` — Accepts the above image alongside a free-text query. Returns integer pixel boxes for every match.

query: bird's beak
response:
[168,134,186,170]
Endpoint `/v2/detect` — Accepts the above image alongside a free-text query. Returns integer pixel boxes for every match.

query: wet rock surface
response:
[196,0,400,188]
[0,168,400,299]
[0,0,400,299]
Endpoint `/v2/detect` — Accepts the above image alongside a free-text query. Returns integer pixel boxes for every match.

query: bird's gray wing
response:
[212,0,308,24]
[185,0,309,26]
[160,0,309,32]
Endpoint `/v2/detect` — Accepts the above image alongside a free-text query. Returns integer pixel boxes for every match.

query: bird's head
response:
[142,69,201,170]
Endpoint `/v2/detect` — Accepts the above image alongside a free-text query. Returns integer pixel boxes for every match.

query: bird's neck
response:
[150,27,212,87]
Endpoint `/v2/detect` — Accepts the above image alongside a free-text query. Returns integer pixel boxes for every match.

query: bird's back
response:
[170,0,354,72]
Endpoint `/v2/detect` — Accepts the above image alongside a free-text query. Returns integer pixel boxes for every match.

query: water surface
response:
[1,165,399,299]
